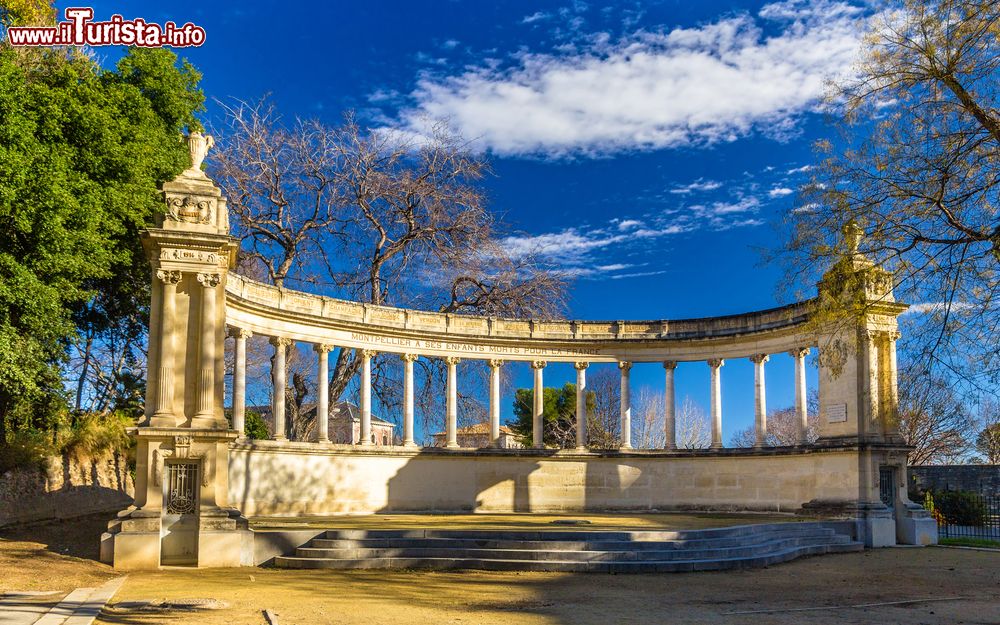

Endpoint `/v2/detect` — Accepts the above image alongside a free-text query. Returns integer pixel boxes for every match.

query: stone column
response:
[619,361,633,450]
[791,347,810,444]
[360,349,375,446]
[488,359,503,448]
[530,361,546,449]
[885,330,901,435]
[401,353,418,447]
[708,358,724,449]
[151,270,182,426]
[229,327,252,437]
[445,356,461,448]
[574,362,589,450]
[663,361,677,450]
[314,344,333,443]
[749,354,769,447]
[270,337,291,441]
[194,273,223,428]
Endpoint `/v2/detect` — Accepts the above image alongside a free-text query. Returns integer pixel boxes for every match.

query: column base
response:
[801,499,896,547]
[897,502,938,545]
[446,443,460,449]
[191,415,229,429]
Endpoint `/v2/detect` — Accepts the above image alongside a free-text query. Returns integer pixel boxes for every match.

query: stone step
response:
[295,534,852,563]
[316,521,843,543]
[274,541,863,572]
[308,528,838,552]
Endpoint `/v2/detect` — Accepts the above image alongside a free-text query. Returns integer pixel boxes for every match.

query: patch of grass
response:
[939,537,1000,549]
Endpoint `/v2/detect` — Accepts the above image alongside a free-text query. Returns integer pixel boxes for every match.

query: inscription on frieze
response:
[348,332,600,358]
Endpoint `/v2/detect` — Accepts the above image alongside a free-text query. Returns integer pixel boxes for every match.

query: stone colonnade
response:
[227,332,821,450]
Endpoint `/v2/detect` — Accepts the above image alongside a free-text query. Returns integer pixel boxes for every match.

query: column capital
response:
[313,343,334,354]
[574,361,589,371]
[662,360,677,370]
[270,336,293,348]
[749,353,770,365]
[788,347,810,358]
[360,348,377,359]
[887,330,901,341]
[400,353,419,363]
[227,326,253,340]
[444,356,461,366]
[488,358,504,368]
[155,269,183,285]
[707,358,724,369]
[530,360,547,370]
[618,361,632,371]
[196,272,222,288]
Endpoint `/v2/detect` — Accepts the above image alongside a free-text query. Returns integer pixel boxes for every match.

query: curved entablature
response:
[224,273,819,363]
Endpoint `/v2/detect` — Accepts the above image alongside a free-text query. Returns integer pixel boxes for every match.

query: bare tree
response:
[782,0,1000,388]
[587,367,621,449]
[676,396,710,450]
[633,386,665,450]
[730,391,820,447]
[897,366,976,464]
[212,100,567,438]
[976,398,1000,464]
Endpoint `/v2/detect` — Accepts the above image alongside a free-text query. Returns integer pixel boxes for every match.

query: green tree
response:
[510,383,593,448]
[0,45,204,446]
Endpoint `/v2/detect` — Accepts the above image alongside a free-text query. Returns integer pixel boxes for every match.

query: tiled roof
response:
[432,422,517,436]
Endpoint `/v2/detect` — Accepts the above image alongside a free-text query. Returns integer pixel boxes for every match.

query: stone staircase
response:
[272,521,862,572]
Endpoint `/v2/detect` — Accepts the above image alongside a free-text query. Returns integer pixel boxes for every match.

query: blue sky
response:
[82,0,868,441]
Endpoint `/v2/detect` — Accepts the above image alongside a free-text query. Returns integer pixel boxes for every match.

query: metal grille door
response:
[166,463,198,514]
[879,466,896,512]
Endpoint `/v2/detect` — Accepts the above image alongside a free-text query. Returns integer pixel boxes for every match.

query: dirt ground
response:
[0,513,117,594]
[3,515,999,625]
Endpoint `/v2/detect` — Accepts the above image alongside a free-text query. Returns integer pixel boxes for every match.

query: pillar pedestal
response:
[100,428,249,569]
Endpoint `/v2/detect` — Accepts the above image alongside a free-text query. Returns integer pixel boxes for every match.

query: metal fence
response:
[923,491,1000,540]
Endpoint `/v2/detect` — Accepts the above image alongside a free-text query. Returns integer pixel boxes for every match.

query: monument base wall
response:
[228,443,866,516]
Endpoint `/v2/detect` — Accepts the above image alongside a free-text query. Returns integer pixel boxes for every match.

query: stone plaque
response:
[826,403,847,424]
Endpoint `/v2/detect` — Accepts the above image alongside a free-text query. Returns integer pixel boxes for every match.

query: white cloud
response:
[768,187,794,198]
[522,11,551,24]
[669,179,723,194]
[617,219,643,230]
[394,1,866,157]
[786,164,814,174]
[902,302,976,316]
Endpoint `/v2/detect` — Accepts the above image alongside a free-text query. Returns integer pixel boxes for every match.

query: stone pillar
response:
[619,361,633,450]
[791,347,810,444]
[531,361,546,449]
[104,132,248,571]
[488,359,503,448]
[270,337,290,441]
[750,354,769,447]
[708,358,724,449]
[193,272,223,428]
[229,328,251,437]
[151,270,182,427]
[445,356,460,448]
[884,330,901,436]
[574,362,589,450]
[663,361,677,450]
[360,349,375,446]
[314,344,333,443]
[401,354,418,447]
